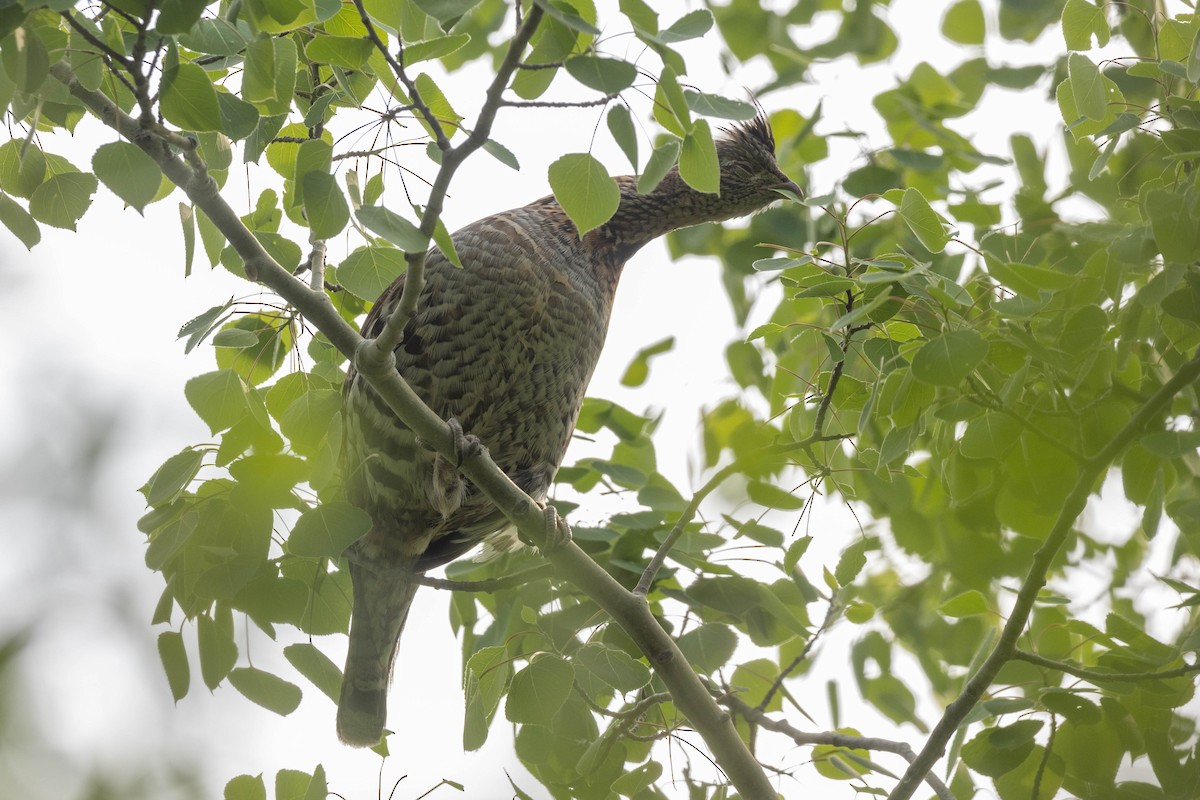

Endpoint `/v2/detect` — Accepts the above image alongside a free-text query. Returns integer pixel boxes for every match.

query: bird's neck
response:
[593,171,726,256]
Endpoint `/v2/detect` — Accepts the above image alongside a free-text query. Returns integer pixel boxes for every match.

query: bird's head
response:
[712,113,801,219]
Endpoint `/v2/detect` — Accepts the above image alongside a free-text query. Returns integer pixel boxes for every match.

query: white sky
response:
[0,1,1192,798]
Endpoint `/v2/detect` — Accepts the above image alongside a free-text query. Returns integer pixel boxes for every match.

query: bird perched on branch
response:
[337,113,799,747]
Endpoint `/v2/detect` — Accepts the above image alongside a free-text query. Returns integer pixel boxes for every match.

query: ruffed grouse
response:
[338,114,798,746]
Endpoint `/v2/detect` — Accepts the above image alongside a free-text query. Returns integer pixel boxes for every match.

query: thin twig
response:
[414,564,554,592]
[350,0,449,151]
[502,94,618,109]
[634,433,853,596]
[1013,648,1200,683]
[757,599,839,712]
[721,692,955,800]
[368,5,545,359]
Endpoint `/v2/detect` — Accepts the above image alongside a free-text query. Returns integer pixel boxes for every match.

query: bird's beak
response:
[772,179,804,202]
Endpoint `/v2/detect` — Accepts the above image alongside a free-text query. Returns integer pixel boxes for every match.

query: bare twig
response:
[721,692,955,800]
[367,5,545,360]
[634,434,852,596]
[1013,648,1200,683]
[350,0,449,151]
[502,94,619,109]
[414,564,553,592]
[757,599,839,712]
[889,346,1200,800]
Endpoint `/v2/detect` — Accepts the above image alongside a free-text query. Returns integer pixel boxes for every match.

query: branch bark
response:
[888,346,1200,800]
[50,25,779,796]
[722,692,955,800]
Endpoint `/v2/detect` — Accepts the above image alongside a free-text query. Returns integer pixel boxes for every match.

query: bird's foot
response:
[416,417,485,466]
[541,504,573,554]
[447,417,485,466]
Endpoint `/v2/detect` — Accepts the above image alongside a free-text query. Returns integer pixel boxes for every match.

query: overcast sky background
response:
[0,1,1189,798]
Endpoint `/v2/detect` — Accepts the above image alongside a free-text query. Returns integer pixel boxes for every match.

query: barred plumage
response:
[337,114,798,746]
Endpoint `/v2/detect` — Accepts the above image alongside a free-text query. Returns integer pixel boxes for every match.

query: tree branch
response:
[721,692,955,800]
[368,4,545,360]
[888,346,1200,800]
[51,30,778,798]
[1012,648,1200,683]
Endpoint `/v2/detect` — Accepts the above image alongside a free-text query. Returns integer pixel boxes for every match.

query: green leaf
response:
[676,623,737,673]
[224,774,267,800]
[28,172,97,231]
[431,215,463,267]
[198,606,238,689]
[1067,52,1105,120]
[185,369,253,433]
[243,36,297,116]
[1140,430,1200,458]
[161,62,223,131]
[337,245,406,300]
[679,118,719,194]
[575,644,651,692]
[1061,0,1110,50]
[288,502,371,558]
[413,72,462,137]
[620,336,674,387]
[1145,189,1200,263]
[961,720,1042,777]
[405,34,471,64]
[0,139,46,198]
[482,139,519,171]
[658,9,713,43]
[283,643,342,703]
[939,590,990,617]
[987,260,1079,296]
[92,141,161,212]
[942,0,984,45]
[158,631,190,702]
[637,140,679,194]
[506,654,574,726]
[548,153,619,235]
[463,645,509,751]
[356,205,427,251]
[653,66,691,136]
[2,25,49,94]
[0,191,40,248]
[157,0,209,35]
[730,658,783,712]
[531,0,600,35]
[747,480,806,510]
[228,667,302,716]
[305,35,373,70]
[897,187,950,253]
[611,762,663,797]
[141,447,204,508]
[414,0,482,24]
[564,55,636,93]
[607,104,638,170]
[683,90,757,120]
[302,172,349,238]
[911,330,988,386]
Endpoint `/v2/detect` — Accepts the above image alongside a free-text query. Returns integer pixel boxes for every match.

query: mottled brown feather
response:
[336,114,797,746]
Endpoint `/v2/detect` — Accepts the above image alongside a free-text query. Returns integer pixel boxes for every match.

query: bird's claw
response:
[416,417,485,466]
[542,504,572,554]
[447,417,485,467]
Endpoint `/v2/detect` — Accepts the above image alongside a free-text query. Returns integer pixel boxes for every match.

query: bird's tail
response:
[337,557,419,747]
